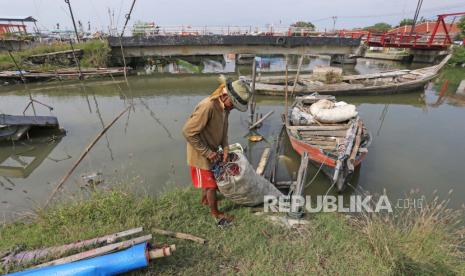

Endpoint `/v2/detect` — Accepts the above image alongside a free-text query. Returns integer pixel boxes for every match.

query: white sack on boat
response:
[291,107,315,125]
[309,99,335,115]
[310,99,358,123]
[217,148,283,206]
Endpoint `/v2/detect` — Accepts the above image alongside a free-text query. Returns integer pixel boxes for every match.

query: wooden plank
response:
[0,115,58,127]
[34,235,152,268]
[299,136,338,141]
[249,111,274,130]
[29,49,83,58]
[3,227,144,266]
[152,228,206,244]
[299,130,348,137]
[289,125,349,131]
[256,148,271,176]
[342,70,409,81]
[302,140,337,146]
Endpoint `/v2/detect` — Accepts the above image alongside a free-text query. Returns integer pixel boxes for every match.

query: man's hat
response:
[218,75,251,112]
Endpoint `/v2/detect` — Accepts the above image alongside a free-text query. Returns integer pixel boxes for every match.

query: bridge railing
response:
[125,25,320,37]
[365,32,452,48]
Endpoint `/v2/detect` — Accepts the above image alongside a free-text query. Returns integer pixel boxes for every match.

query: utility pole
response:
[64,0,80,43]
[64,0,83,79]
[332,16,338,32]
[120,0,137,37]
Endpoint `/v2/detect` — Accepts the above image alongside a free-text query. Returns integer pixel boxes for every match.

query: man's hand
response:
[207,151,219,162]
[223,147,229,162]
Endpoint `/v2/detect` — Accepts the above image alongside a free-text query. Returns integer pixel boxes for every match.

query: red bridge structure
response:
[339,12,465,50]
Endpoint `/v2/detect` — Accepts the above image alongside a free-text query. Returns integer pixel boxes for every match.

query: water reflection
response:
[0,137,63,179]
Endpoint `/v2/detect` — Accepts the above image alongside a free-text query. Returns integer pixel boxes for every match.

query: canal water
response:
[1,56,464,219]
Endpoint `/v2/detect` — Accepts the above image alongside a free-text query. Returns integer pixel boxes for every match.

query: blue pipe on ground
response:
[7,242,149,276]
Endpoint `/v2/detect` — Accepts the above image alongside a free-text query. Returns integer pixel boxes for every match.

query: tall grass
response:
[354,191,465,275]
[0,40,110,71]
[0,187,463,275]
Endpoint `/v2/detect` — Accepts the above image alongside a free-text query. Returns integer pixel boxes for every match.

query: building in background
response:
[0,16,38,38]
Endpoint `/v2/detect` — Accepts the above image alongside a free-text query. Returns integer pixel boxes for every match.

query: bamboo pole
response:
[348,121,363,171]
[290,55,304,97]
[248,110,274,130]
[45,106,131,207]
[3,227,143,266]
[152,228,206,244]
[256,148,271,176]
[34,235,152,268]
[149,245,176,259]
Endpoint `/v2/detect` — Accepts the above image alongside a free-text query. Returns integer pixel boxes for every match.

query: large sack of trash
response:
[291,107,316,125]
[309,99,358,123]
[214,144,283,206]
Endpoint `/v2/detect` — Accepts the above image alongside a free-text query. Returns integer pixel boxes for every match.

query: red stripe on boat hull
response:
[288,134,366,168]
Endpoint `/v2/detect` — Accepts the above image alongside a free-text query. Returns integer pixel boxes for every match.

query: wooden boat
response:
[253,54,451,96]
[286,94,371,191]
[0,67,130,84]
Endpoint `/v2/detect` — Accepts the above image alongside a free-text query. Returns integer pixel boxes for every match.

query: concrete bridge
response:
[108,35,360,61]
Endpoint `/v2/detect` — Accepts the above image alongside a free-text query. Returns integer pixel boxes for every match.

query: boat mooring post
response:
[284,55,289,127]
[288,151,309,219]
[249,56,257,125]
[291,55,304,97]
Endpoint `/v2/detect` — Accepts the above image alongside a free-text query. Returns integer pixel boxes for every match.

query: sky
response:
[1,0,465,32]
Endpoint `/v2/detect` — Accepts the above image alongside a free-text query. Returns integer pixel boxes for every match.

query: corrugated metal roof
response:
[0,16,37,22]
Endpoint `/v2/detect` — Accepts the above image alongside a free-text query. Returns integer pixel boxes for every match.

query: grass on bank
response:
[0,39,110,71]
[449,46,465,66]
[0,187,464,275]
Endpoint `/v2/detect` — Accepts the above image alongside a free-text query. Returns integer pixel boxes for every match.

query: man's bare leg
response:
[201,188,208,206]
[206,188,234,221]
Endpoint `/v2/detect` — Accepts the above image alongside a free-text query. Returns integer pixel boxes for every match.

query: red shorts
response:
[190,166,218,189]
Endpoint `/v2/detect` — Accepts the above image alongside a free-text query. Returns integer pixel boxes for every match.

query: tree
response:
[291,21,315,31]
[363,22,392,33]
[458,16,465,37]
[399,18,414,27]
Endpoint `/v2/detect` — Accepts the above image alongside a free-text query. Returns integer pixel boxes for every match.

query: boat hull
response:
[287,129,367,191]
[287,133,367,169]
[256,77,433,96]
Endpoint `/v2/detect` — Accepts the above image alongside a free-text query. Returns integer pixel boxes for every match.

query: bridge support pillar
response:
[410,49,449,63]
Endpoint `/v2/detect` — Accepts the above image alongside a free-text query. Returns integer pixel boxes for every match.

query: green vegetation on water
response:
[1,187,463,275]
[0,40,110,71]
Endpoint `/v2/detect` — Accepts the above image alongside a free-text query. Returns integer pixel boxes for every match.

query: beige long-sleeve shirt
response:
[182,96,229,170]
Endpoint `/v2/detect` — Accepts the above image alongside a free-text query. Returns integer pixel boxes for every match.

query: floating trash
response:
[248,135,263,142]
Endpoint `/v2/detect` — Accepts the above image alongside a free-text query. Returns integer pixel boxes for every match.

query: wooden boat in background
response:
[0,67,130,84]
[286,94,371,191]
[253,54,451,96]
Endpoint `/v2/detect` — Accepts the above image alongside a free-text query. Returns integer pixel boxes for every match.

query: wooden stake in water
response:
[291,55,304,97]
[249,56,257,125]
[45,106,131,207]
[284,56,289,127]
